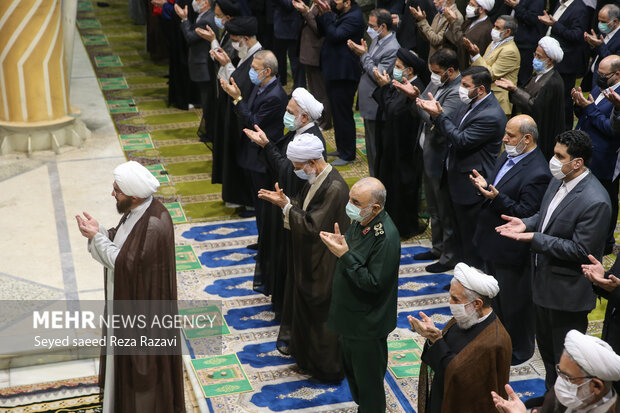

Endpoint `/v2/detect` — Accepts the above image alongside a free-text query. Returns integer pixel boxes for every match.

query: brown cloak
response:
[418,317,512,413]
[99,198,185,413]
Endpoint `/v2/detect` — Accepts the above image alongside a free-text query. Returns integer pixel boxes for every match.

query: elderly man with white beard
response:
[409,263,512,413]
[493,330,620,413]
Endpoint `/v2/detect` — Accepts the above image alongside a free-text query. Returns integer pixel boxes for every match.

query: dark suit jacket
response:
[299,7,323,67]
[583,30,620,91]
[179,10,217,82]
[523,172,611,312]
[474,148,551,266]
[592,258,620,359]
[316,4,365,82]
[235,78,288,173]
[511,0,545,49]
[575,85,619,181]
[435,93,506,205]
[272,0,302,40]
[548,0,589,76]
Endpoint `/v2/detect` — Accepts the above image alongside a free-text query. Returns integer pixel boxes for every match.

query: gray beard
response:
[455,311,479,330]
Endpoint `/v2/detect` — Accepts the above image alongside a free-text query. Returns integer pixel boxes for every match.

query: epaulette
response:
[373,222,385,237]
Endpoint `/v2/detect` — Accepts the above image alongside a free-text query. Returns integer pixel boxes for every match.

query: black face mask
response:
[597,74,612,90]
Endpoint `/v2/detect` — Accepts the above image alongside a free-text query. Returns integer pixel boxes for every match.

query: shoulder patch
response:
[373,222,385,237]
[362,226,371,235]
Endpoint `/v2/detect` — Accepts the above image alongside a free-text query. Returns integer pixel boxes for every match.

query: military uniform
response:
[327,209,401,413]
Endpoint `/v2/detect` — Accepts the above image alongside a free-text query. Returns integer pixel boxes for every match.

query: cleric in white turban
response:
[409,261,511,413]
[538,36,564,63]
[286,133,325,163]
[453,262,500,298]
[476,0,494,11]
[76,161,182,413]
[113,160,160,198]
[291,88,324,121]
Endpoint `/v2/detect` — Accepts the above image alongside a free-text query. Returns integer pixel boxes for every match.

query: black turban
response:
[224,16,258,36]
[215,0,241,17]
[396,48,426,74]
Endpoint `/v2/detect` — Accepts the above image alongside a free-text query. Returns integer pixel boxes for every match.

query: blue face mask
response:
[532,57,545,73]
[599,21,611,34]
[294,168,310,180]
[283,112,298,130]
[214,16,224,29]
[346,202,371,222]
[249,68,263,85]
[393,68,404,83]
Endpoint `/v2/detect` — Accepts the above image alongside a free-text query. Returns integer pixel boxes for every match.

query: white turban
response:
[113,161,160,198]
[291,88,324,121]
[476,0,495,11]
[538,36,564,63]
[453,262,500,298]
[564,330,620,381]
[286,133,324,162]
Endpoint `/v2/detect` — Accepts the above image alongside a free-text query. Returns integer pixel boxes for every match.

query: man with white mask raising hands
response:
[409,263,512,413]
[493,329,620,413]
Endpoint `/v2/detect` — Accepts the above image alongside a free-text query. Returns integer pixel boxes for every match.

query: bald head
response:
[601,55,620,73]
[349,178,386,225]
[503,114,538,154]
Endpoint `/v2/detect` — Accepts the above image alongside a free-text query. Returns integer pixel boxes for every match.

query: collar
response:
[376,31,394,46]
[407,75,418,83]
[572,389,617,413]
[469,15,488,28]
[606,25,620,42]
[476,309,493,325]
[535,66,554,81]
[310,163,331,189]
[471,91,491,110]
[563,168,589,191]
[557,0,574,9]
[258,76,277,94]
[296,122,315,135]
[127,196,153,220]
[491,36,514,50]
[506,147,535,164]
[358,209,387,231]
[197,10,209,19]
[602,80,620,94]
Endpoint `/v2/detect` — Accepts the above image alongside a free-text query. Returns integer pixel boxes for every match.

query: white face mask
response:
[449,302,479,329]
[430,72,445,86]
[504,135,526,157]
[491,28,503,42]
[554,376,593,409]
[459,85,475,104]
[192,0,202,13]
[465,5,478,18]
[549,156,575,180]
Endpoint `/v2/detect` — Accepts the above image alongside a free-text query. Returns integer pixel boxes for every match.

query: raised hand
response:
[174,3,188,19]
[210,47,231,66]
[495,77,517,92]
[292,0,310,14]
[195,25,216,42]
[220,77,241,99]
[373,68,391,86]
[496,215,533,241]
[491,384,527,413]
[603,88,620,109]
[416,92,443,117]
[538,10,555,26]
[76,212,99,239]
[462,37,479,55]
[408,312,442,342]
[584,29,604,47]
[243,124,270,147]
[347,38,368,56]
[319,222,349,257]
[571,87,593,107]
[504,0,519,7]
[409,5,426,21]
[582,254,620,292]
[314,0,331,15]
[443,6,457,23]
[392,77,421,98]
[258,182,289,208]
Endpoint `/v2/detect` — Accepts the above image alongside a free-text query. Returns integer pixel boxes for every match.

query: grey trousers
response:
[305,65,332,130]
[364,119,376,177]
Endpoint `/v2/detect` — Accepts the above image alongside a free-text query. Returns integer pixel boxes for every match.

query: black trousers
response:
[245,169,269,238]
[453,200,483,268]
[341,336,388,413]
[274,38,306,89]
[599,177,619,252]
[326,79,358,161]
[424,172,459,266]
[306,65,332,129]
[485,261,535,364]
[560,72,577,130]
[535,305,589,389]
[517,46,536,87]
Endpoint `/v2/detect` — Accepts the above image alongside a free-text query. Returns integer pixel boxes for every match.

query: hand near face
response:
[409,5,426,21]
[603,88,620,109]
[373,68,391,87]
[408,312,442,342]
[314,0,331,15]
[292,0,310,14]
[174,3,188,19]
[443,6,457,23]
[210,47,231,65]
[538,10,555,26]
[584,29,604,47]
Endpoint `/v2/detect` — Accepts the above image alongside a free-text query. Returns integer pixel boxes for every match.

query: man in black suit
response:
[221,50,288,239]
[470,115,551,365]
[417,65,506,268]
[583,4,620,91]
[314,0,365,165]
[538,0,589,130]
[497,130,612,403]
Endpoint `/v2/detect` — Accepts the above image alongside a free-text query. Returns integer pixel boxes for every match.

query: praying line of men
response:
[75,0,620,410]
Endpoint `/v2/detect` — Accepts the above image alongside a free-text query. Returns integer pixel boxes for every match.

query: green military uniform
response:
[327,209,401,413]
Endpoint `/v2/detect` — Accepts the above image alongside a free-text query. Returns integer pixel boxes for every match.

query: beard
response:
[454,309,479,330]
[116,197,132,214]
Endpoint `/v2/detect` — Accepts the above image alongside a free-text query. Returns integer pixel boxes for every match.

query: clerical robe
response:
[373,78,426,239]
[509,68,565,160]
[89,198,184,413]
[418,313,511,413]
[252,123,325,317]
[283,165,350,380]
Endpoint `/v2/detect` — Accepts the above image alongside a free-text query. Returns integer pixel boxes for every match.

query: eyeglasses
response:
[555,364,595,383]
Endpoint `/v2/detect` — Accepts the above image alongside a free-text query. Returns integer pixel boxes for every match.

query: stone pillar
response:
[0,0,90,155]
[62,0,78,82]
